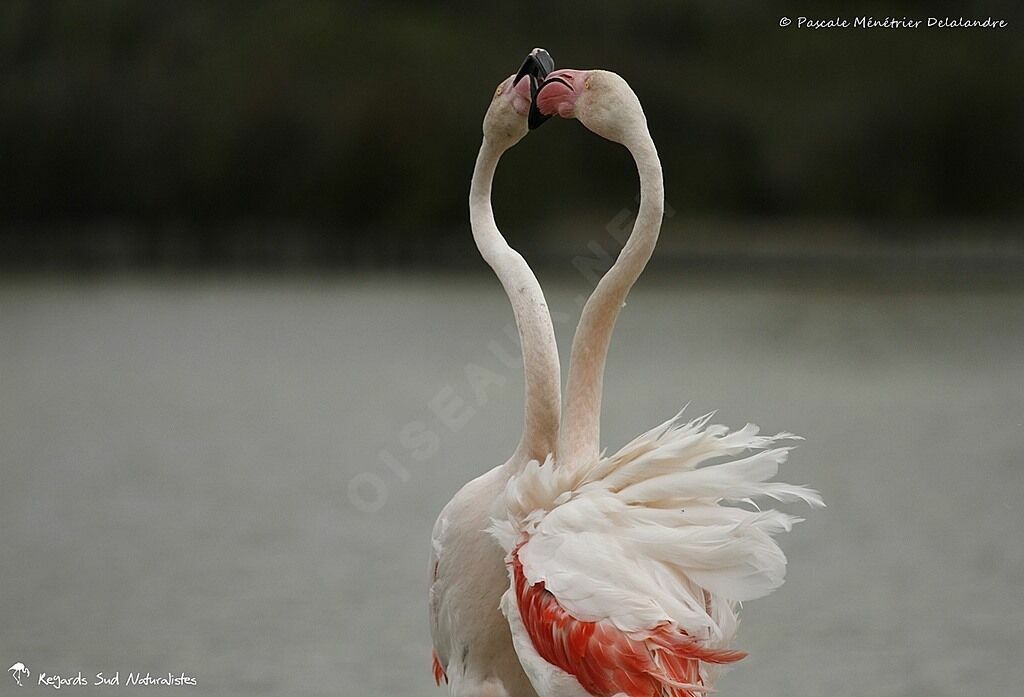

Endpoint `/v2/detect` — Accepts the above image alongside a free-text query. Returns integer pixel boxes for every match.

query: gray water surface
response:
[1,274,1022,696]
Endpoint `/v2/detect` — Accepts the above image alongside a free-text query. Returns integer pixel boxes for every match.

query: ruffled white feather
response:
[490,411,823,648]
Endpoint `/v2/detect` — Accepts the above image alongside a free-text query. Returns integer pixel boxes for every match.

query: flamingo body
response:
[431,466,539,696]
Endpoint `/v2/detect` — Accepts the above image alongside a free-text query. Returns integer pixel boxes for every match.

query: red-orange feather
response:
[432,649,448,686]
[512,548,745,697]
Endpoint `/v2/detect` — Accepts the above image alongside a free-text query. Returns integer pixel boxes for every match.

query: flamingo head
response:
[535,69,646,146]
[482,48,555,148]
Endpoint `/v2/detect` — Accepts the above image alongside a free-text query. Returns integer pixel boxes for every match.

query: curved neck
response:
[470,136,561,464]
[558,126,664,470]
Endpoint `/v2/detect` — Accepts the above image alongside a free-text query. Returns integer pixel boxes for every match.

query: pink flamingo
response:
[429,51,822,697]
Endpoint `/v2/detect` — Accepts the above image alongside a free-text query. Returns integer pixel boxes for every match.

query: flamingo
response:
[8,663,30,687]
[428,48,561,697]
[429,50,823,697]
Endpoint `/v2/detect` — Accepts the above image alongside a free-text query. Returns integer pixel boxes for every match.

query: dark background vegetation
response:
[1,1,1021,267]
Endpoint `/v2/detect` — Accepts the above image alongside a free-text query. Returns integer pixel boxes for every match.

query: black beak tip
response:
[514,47,555,87]
[528,106,551,131]
[512,48,555,130]
[531,48,555,77]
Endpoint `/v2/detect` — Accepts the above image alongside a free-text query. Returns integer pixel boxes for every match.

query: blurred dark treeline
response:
[1,1,1022,267]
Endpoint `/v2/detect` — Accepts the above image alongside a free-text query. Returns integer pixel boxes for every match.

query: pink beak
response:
[535,70,585,119]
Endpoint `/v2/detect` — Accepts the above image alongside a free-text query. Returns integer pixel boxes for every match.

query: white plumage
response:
[492,411,823,654]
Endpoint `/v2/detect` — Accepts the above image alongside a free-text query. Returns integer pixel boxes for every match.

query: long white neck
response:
[470,136,561,464]
[558,124,664,470]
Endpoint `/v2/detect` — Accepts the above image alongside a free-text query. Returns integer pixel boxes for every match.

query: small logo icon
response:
[8,662,30,687]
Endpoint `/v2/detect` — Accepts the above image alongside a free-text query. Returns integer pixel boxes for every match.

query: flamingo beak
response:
[513,48,556,130]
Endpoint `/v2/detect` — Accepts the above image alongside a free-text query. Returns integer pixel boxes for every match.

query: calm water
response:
[1,273,1022,696]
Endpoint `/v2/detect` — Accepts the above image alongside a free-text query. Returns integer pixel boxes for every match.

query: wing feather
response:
[491,412,823,695]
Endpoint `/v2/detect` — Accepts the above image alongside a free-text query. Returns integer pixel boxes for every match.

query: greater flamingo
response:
[429,51,823,697]
[428,48,561,697]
